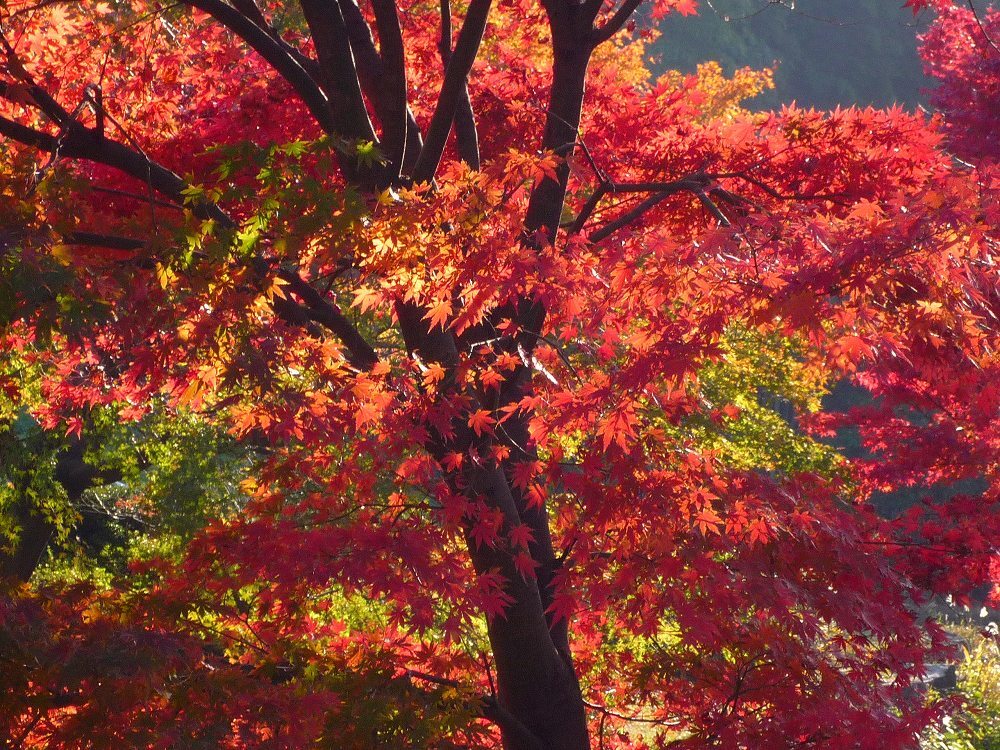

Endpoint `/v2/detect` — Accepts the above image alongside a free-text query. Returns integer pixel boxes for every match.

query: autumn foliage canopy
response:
[0,0,998,747]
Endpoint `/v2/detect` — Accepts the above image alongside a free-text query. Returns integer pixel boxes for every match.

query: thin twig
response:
[967,0,1000,55]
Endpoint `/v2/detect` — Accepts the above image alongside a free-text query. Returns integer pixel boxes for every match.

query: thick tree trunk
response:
[0,440,119,583]
[524,43,591,242]
[0,497,54,583]
[477,38,594,750]
[460,461,590,750]
[481,570,591,750]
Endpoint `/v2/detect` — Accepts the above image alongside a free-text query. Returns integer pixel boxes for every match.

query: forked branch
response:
[575,173,718,241]
[590,0,645,45]
[411,0,493,183]
[438,0,480,169]
[296,0,379,146]
[337,0,425,172]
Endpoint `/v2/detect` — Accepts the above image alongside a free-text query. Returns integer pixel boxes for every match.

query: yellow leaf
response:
[266,276,289,300]
[177,320,195,342]
[177,378,203,408]
[50,244,73,265]
[155,263,178,289]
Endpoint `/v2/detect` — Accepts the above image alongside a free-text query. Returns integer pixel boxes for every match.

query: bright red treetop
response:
[0,0,997,748]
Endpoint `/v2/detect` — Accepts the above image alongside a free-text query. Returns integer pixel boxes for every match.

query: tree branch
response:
[338,0,424,174]
[1,33,78,128]
[588,193,671,243]
[588,175,713,243]
[696,190,731,226]
[482,696,548,750]
[0,113,57,151]
[276,269,379,369]
[88,185,184,210]
[370,0,409,176]
[61,231,148,251]
[1,109,380,369]
[582,0,608,25]
[403,671,546,750]
[410,0,493,183]
[0,439,121,582]
[227,0,270,32]
[438,0,453,63]
[297,0,379,149]
[180,0,340,136]
[967,0,1000,55]
[709,171,849,202]
[438,0,481,169]
[590,0,645,46]
[567,182,607,234]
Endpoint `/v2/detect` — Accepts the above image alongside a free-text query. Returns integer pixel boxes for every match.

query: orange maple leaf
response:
[422,299,453,331]
[467,409,495,436]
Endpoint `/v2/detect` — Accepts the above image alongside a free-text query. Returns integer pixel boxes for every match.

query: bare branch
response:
[371,0,409,175]
[438,0,453,58]
[588,193,670,242]
[590,0,645,46]
[404,669,460,688]
[696,190,731,226]
[438,0,480,169]
[183,0,385,183]
[410,0,493,183]
[568,182,608,234]
[521,43,591,242]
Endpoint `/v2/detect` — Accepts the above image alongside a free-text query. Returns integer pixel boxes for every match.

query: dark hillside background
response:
[651,0,935,110]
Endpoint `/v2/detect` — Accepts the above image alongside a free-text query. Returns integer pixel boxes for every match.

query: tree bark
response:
[469,33,594,750]
[0,440,119,583]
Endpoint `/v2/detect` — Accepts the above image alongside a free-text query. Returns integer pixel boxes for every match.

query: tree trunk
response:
[477,37,594,750]
[461,461,590,750]
[0,440,119,583]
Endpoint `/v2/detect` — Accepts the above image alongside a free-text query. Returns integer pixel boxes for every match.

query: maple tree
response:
[1,0,998,747]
